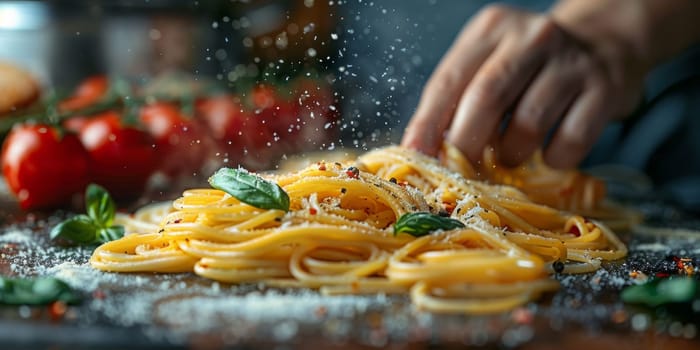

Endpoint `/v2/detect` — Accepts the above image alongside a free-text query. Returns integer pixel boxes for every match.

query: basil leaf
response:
[0,276,80,305]
[32,277,79,303]
[394,212,465,237]
[86,183,116,228]
[52,184,123,245]
[622,278,698,307]
[209,167,290,211]
[98,226,125,243]
[0,277,9,293]
[50,215,100,243]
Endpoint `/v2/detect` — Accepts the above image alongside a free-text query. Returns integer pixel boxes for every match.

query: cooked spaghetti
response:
[438,144,641,230]
[91,146,627,313]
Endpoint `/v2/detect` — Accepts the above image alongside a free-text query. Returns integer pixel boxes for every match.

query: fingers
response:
[401,5,507,155]
[498,59,582,167]
[404,6,618,169]
[447,16,557,164]
[543,85,610,169]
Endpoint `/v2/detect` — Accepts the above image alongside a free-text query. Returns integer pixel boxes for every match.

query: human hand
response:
[401,4,647,169]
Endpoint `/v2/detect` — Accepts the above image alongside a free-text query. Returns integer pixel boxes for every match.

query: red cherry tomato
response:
[79,111,156,199]
[139,102,211,178]
[241,85,303,168]
[58,75,109,112]
[251,84,299,136]
[1,124,89,210]
[197,95,245,139]
[62,115,91,133]
[196,95,249,157]
[251,84,278,110]
[291,78,338,150]
[293,77,337,122]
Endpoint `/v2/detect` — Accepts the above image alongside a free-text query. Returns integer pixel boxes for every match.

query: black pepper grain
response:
[553,261,565,273]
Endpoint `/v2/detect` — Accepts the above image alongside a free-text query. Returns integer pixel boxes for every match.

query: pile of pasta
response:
[440,144,641,230]
[91,146,627,313]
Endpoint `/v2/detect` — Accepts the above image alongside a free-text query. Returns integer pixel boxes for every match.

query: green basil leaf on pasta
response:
[50,214,100,243]
[86,183,117,228]
[394,212,465,237]
[209,167,290,212]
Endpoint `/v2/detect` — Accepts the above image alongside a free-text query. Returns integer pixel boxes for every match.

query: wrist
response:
[550,0,653,73]
[550,0,651,117]
[552,0,700,70]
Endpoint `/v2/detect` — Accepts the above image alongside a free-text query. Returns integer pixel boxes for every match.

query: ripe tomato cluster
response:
[1,75,338,210]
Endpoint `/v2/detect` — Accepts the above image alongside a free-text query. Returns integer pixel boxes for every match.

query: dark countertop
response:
[1,191,699,349]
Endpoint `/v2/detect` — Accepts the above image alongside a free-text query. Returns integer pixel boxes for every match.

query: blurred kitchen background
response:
[0,0,550,145]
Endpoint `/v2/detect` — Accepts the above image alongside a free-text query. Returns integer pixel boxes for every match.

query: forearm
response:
[552,0,700,72]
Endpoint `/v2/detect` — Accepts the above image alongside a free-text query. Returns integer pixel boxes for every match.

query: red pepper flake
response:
[671,256,695,275]
[568,225,581,237]
[345,166,360,179]
[654,255,688,276]
[671,256,688,270]
[672,256,683,269]
[315,306,328,318]
[318,162,327,171]
[442,202,456,215]
[309,208,318,215]
[173,219,182,224]
[611,309,628,324]
[48,301,67,321]
[92,289,106,300]
[511,307,533,324]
